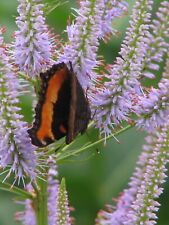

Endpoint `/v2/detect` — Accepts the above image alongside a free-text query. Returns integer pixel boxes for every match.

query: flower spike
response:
[0,28,37,181]
[14,0,51,77]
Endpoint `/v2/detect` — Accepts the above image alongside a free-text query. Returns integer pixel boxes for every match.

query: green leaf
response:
[44,0,68,15]
[0,182,33,199]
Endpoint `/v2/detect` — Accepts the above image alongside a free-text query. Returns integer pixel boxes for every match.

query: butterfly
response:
[28,62,91,147]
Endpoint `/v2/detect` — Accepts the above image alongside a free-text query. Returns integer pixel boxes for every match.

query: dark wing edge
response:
[66,71,91,144]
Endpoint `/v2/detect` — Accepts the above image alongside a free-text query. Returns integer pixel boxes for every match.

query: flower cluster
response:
[141,1,169,79]
[135,78,169,132]
[97,119,169,224]
[126,124,169,224]
[0,0,169,224]
[93,1,169,224]
[47,156,59,225]
[15,157,71,225]
[133,2,169,131]
[100,0,128,39]
[15,185,36,225]
[59,0,104,88]
[59,0,127,88]
[14,0,51,77]
[0,28,36,182]
[92,0,153,137]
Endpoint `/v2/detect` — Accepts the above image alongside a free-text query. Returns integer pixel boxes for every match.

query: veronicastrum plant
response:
[0,0,169,225]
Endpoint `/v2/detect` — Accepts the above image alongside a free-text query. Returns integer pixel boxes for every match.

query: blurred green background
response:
[0,0,169,225]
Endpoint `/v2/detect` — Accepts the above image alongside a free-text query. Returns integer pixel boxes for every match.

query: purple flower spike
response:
[135,82,169,132]
[11,120,37,180]
[0,29,36,181]
[126,124,169,224]
[14,0,51,77]
[47,156,59,225]
[135,53,169,132]
[100,0,128,39]
[47,156,72,225]
[141,1,169,78]
[15,157,59,225]
[59,0,128,88]
[59,0,112,88]
[15,185,36,225]
[96,119,169,225]
[92,0,169,137]
[15,156,72,225]
[92,0,153,137]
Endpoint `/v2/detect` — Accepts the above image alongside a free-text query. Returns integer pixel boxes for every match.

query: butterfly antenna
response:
[69,61,73,72]
[91,109,97,120]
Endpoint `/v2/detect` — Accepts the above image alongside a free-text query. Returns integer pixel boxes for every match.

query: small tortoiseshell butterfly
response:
[28,62,91,147]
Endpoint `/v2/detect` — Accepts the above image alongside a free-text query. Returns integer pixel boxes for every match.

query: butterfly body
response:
[28,62,91,147]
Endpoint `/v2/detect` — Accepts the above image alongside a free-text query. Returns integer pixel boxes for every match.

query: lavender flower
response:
[141,1,169,78]
[96,120,169,225]
[92,0,153,137]
[59,0,127,88]
[135,80,169,132]
[15,157,60,225]
[126,125,169,224]
[0,29,36,181]
[14,0,51,77]
[48,156,59,225]
[100,0,128,40]
[16,157,72,225]
[96,138,153,224]
[59,0,104,88]
[135,49,169,132]
[15,185,36,225]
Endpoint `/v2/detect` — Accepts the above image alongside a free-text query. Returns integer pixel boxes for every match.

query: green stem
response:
[46,122,94,156]
[18,72,37,86]
[35,178,48,225]
[18,72,40,94]
[56,125,132,162]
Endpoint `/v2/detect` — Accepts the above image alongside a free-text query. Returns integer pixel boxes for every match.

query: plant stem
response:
[35,178,48,225]
[56,125,132,162]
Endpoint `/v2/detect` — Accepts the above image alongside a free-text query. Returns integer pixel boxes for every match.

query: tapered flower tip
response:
[57,178,72,225]
[14,0,51,77]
